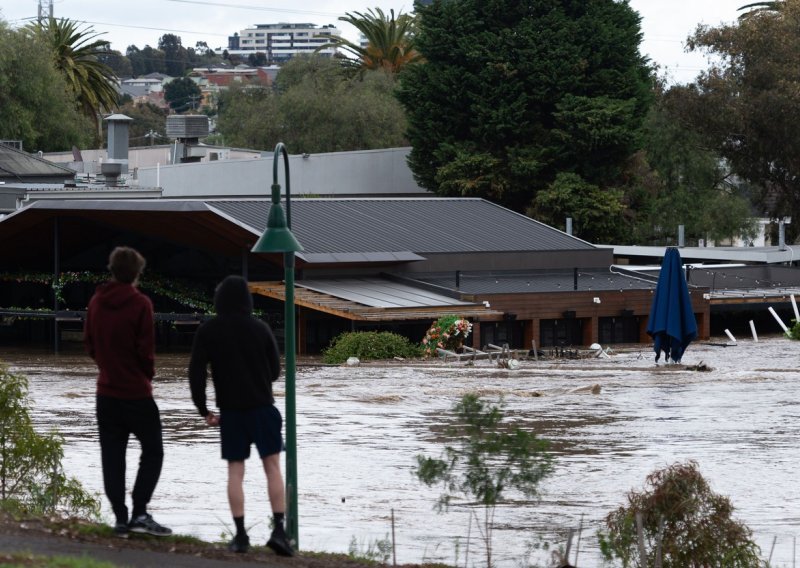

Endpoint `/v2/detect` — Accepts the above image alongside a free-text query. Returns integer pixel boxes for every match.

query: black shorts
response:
[219,405,283,461]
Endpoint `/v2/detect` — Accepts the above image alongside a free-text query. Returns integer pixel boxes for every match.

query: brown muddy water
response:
[3,335,800,567]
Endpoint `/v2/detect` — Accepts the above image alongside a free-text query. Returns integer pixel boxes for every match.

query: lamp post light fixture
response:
[251,142,303,548]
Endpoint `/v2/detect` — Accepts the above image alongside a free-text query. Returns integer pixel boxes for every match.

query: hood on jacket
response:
[214,275,253,316]
[93,281,142,309]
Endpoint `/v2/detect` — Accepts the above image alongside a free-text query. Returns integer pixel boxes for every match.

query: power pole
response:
[145,130,161,146]
[37,0,54,23]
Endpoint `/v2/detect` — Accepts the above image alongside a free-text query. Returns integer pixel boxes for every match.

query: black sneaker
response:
[267,524,294,557]
[128,513,172,537]
[228,533,250,553]
[113,522,129,538]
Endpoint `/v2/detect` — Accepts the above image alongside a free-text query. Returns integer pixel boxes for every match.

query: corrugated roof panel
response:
[298,278,471,308]
[409,269,655,294]
[0,145,76,178]
[210,198,594,256]
[300,251,426,263]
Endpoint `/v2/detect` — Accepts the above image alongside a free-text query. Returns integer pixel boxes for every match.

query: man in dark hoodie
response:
[84,246,171,538]
[188,275,293,557]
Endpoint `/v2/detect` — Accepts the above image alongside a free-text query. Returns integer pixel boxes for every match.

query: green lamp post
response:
[251,142,303,548]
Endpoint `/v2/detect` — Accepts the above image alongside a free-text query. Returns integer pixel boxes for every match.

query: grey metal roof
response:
[297,278,472,308]
[603,244,800,265]
[119,85,149,98]
[1,198,598,268]
[0,145,76,180]
[10,199,212,214]
[211,198,595,256]
[300,252,426,263]
[405,268,655,295]
[621,264,800,291]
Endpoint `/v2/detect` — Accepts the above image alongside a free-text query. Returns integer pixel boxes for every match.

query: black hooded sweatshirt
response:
[188,275,281,416]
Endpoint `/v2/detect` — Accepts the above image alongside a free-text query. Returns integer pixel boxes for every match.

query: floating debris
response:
[498,358,520,370]
[685,361,712,372]
[569,384,602,395]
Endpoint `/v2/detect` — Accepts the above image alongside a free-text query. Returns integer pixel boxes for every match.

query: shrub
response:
[599,460,761,567]
[0,363,100,518]
[416,394,553,567]
[789,319,800,340]
[322,331,423,364]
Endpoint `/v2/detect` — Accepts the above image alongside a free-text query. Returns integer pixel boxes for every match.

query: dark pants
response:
[96,395,164,524]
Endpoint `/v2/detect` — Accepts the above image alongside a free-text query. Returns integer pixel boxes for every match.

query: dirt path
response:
[0,513,436,568]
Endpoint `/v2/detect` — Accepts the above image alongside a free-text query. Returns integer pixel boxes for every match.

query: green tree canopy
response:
[97,47,133,78]
[217,56,407,153]
[0,20,93,152]
[247,52,268,67]
[397,0,653,214]
[531,172,627,244]
[215,84,277,149]
[127,45,167,76]
[159,33,189,77]
[634,93,757,246]
[680,0,800,241]
[319,8,421,73]
[164,76,202,112]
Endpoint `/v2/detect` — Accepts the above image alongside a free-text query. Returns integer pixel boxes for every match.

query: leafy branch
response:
[0,271,214,313]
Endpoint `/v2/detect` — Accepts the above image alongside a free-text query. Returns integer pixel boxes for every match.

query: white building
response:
[221,23,341,63]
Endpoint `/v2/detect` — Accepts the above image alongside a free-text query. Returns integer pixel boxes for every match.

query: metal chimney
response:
[104,114,133,176]
[779,220,786,251]
[678,225,685,248]
[566,217,573,236]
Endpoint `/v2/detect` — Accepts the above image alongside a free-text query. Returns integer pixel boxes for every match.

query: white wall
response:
[133,147,426,197]
[44,146,262,171]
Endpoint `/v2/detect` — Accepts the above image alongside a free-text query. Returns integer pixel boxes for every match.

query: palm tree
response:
[738,1,784,18]
[317,8,422,73]
[27,17,119,135]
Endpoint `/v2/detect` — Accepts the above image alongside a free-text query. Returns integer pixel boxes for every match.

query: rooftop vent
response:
[166,115,209,139]
[100,162,123,185]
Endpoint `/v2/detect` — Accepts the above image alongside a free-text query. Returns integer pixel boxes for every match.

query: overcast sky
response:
[2,0,748,84]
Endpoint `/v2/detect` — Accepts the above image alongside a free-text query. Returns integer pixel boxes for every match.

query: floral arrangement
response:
[422,314,473,357]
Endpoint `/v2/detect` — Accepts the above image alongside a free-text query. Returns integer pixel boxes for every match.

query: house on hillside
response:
[118,74,170,109]
[189,65,272,109]
[222,23,340,63]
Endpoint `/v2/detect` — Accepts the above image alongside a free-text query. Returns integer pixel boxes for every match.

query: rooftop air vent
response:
[166,115,210,139]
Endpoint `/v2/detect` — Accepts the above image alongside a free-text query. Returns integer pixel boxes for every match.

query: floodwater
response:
[3,335,800,567]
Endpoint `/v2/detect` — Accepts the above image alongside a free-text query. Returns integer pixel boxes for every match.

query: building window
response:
[598,316,640,344]
[481,321,524,349]
[539,319,583,347]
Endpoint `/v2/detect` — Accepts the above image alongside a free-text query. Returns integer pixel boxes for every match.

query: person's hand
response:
[205,412,219,427]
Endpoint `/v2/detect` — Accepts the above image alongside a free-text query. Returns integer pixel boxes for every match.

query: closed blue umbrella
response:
[646,247,697,363]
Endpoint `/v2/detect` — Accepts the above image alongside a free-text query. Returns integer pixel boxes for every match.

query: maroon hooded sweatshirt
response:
[84,280,155,399]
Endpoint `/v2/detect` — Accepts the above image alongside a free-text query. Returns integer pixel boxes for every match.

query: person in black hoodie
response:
[84,246,172,538]
[188,275,293,556]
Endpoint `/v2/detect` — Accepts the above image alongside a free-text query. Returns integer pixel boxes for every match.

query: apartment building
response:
[223,23,341,63]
